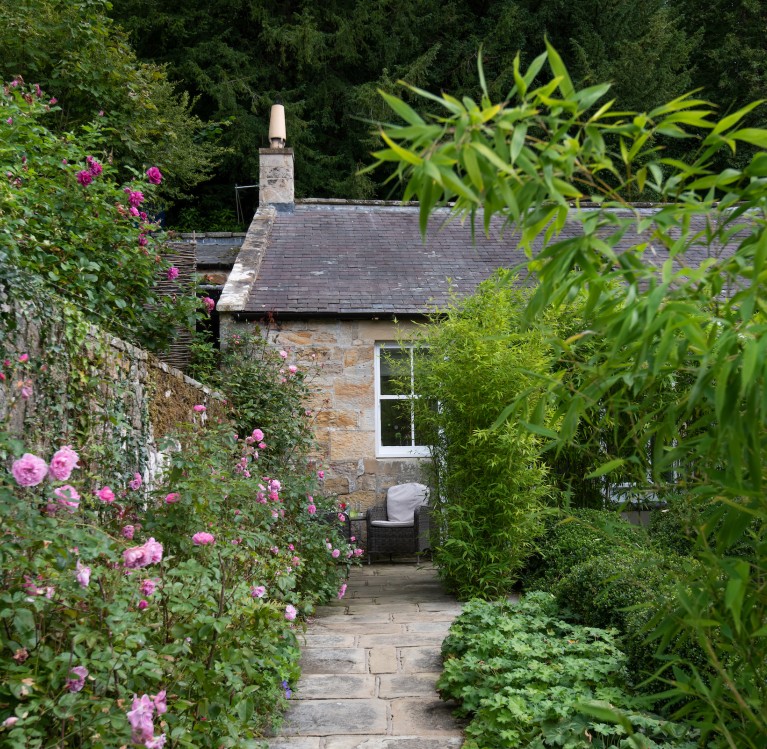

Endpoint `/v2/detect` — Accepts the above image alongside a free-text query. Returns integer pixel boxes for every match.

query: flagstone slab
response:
[313,621,403,635]
[368,646,397,673]
[301,633,356,648]
[266,738,321,749]
[300,648,366,674]
[324,737,463,749]
[391,610,456,623]
[295,674,376,699]
[347,603,420,615]
[281,699,388,735]
[398,646,443,672]
[319,612,394,624]
[378,673,444,699]
[404,621,452,633]
[390,698,462,734]
[357,632,443,648]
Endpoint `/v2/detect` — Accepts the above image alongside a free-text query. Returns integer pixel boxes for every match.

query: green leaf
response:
[545,38,574,98]
[585,458,626,479]
[379,90,425,126]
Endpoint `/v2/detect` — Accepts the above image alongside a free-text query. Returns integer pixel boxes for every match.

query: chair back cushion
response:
[386,482,429,524]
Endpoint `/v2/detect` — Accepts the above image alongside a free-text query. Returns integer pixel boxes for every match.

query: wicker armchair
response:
[365,483,431,563]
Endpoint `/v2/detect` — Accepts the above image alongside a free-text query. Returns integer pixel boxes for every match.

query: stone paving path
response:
[268,562,465,749]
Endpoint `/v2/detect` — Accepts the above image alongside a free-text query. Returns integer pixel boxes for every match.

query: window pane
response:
[380,348,410,396]
[380,399,412,446]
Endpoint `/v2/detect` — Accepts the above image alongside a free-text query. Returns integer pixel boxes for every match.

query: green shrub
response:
[522,509,649,591]
[553,546,705,686]
[409,278,578,599]
[649,495,699,556]
[438,595,698,749]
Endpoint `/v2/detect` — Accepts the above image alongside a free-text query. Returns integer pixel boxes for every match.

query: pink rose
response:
[138,599,149,610]
[127,694,155,744]
[18,353,28,363]
[338,583,347,599]
[67,666,88,693]
[128,472,142,491]
[152,690,167,715]
[164,492,180,504]
[288,364,298,374]
[307,504,316,515]
[122,525,135,539]
[253,429,265,442]
[76,170,92,186]
[193,404,206,413]
[251,585,266,598]
[140,579,156,596]
[11,453,48,487]
[86,156,102,176]
[284,604,297,621]
[54,485,80,511]
[75,560,90,588]
[146,166,163,184]
[166,266,179,281]
[202,297,215,314]
[318,470,325,479]
[95,486,115,503]
[192,532,215,546]
[49,445,79,481]
[126,189,144,208]
[144,538,163,564]
[354,548,364,557]
[331,549,340,558]
[2,717,18,728]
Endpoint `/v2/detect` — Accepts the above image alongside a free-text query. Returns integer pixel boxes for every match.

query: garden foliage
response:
[438,595,698,749]
[1,79,200,351]
[372,44,767,747]
[0,301,357,746]
[407,277,607,598]
[0,0,221,201]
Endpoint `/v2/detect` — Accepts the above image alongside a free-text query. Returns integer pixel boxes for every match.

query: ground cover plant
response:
[439,595,698,749]
[372,44,767,746]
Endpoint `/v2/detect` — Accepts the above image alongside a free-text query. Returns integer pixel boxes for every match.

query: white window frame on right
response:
[374,342,430,458]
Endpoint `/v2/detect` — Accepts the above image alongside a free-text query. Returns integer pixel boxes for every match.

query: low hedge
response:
[522,509,649,591]
[438,594,699,749]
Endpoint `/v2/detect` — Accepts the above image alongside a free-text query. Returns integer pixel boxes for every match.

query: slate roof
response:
[238,201,739,317]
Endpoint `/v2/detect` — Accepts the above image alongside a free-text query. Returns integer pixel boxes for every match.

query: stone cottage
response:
[216,131,539,511]
[216,116,728,511]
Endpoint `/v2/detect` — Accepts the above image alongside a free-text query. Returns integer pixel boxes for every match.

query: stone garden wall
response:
[0,277,225,487]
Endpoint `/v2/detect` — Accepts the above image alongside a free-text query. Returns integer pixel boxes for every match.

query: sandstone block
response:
[315,410,359,429]
[330,432,375,462]
[389,698,463,735]
[295,674,375,699]
[323,476,350,495]
[281,699,387,736]
[299,648,366,674]
[343,347,374,367]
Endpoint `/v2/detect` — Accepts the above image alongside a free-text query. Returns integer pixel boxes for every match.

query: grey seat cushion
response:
[370,520,414,528]
[386,482,429,524]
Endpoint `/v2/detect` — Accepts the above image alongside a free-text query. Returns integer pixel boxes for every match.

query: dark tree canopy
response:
[103,0,765,222]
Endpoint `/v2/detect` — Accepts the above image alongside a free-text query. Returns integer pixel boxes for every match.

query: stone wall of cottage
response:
[220,315,429,510]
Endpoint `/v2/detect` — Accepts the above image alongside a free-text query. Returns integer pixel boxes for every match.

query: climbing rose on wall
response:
[49,445,79,481]
[11,453,48,486]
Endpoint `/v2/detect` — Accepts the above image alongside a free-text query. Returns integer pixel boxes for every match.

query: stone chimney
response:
[259,103,294,212]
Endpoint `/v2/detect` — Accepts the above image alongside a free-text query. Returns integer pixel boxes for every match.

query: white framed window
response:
[374,343,430,458]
